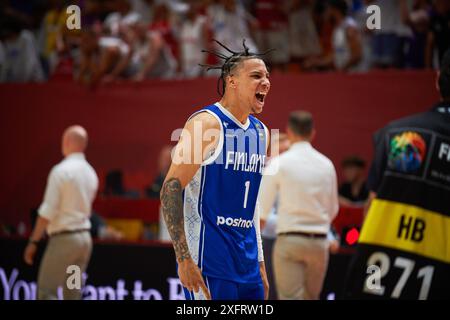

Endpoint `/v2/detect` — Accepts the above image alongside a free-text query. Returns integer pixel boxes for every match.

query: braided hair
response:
[200,39,274,97]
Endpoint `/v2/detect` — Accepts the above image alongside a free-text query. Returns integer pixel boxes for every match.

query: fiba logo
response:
[388,131,427,173]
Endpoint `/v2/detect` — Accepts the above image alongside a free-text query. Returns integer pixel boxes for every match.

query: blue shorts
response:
[183,275,264,300]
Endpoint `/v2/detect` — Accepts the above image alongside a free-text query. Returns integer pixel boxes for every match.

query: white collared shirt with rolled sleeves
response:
[38,153,99,235]
[259,141,339,235]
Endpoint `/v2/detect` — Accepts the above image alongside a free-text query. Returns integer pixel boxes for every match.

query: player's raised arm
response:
[160,111,219,300]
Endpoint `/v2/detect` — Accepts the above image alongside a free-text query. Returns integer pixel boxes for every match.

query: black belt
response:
[50,228,90,237]
[278,231,327,239]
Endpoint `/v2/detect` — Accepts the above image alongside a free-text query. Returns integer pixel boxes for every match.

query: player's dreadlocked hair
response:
[200,39,274,97]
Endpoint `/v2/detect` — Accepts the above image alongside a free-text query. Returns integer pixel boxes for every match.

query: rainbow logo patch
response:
[388,131,427,173]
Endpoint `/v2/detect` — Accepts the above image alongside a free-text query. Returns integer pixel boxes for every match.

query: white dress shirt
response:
[253,201,264,262]
[38,153,99,235]
[259,141,339,235]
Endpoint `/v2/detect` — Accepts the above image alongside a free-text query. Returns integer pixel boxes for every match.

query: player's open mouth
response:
[255,92,266,103]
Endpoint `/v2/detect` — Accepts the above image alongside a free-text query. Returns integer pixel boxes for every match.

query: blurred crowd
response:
[0,0,449,84]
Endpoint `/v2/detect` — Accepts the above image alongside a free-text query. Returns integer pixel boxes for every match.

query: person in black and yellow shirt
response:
[343,50,450,300]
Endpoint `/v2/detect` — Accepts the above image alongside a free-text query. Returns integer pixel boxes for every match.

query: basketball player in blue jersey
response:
[160,40,271,300]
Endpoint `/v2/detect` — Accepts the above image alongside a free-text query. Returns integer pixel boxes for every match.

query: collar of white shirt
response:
[290,141,312,150]
[65,152,86,160]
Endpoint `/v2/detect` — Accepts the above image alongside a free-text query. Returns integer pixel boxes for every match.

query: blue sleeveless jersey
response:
[183,102,268,285]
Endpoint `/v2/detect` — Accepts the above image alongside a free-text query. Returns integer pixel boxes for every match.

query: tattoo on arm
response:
[160,178,191,262]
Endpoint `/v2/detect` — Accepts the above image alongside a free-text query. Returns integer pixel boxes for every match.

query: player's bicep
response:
[163,112,220,189]
[164,129,201,189]
[164,163,200,190]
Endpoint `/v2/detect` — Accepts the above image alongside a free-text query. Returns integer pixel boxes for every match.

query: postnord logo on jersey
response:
[216,216,253,229]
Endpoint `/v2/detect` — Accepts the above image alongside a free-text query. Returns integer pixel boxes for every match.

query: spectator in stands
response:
[179,1,209,78]
[396,0,415,69]
[98,0,143,82]
[287,0,322,69]
[329,0,365,71]
[426,0,450,68]
[371,0,405,68]
[304,0,365,72]
[146,145,173,198]
[352,0,376,71]
[207,0,258,55]
[129,0,155,24]
[149,2,179,63]
[103,0,140,37]
[311,0,334,70]
[37,0,67,78]
[39,0,88,79]
[253,0,290,71]
[76,28,131,86]
[338,155,369,206]
[128,21,178,81]
[400,0,430,69]
[0,15,45,82]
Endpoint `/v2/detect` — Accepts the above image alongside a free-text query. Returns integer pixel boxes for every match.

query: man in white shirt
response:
[260,111,339,300]
[23,125,98,300]
[261,132,291,300]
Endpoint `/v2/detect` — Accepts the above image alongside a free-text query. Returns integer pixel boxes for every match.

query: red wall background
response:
[0,71,439,227]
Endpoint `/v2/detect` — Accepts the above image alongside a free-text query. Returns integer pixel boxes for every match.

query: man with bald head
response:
[23,125,98,300]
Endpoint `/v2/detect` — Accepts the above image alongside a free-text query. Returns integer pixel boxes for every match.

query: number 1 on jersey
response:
[243,181,250,208]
